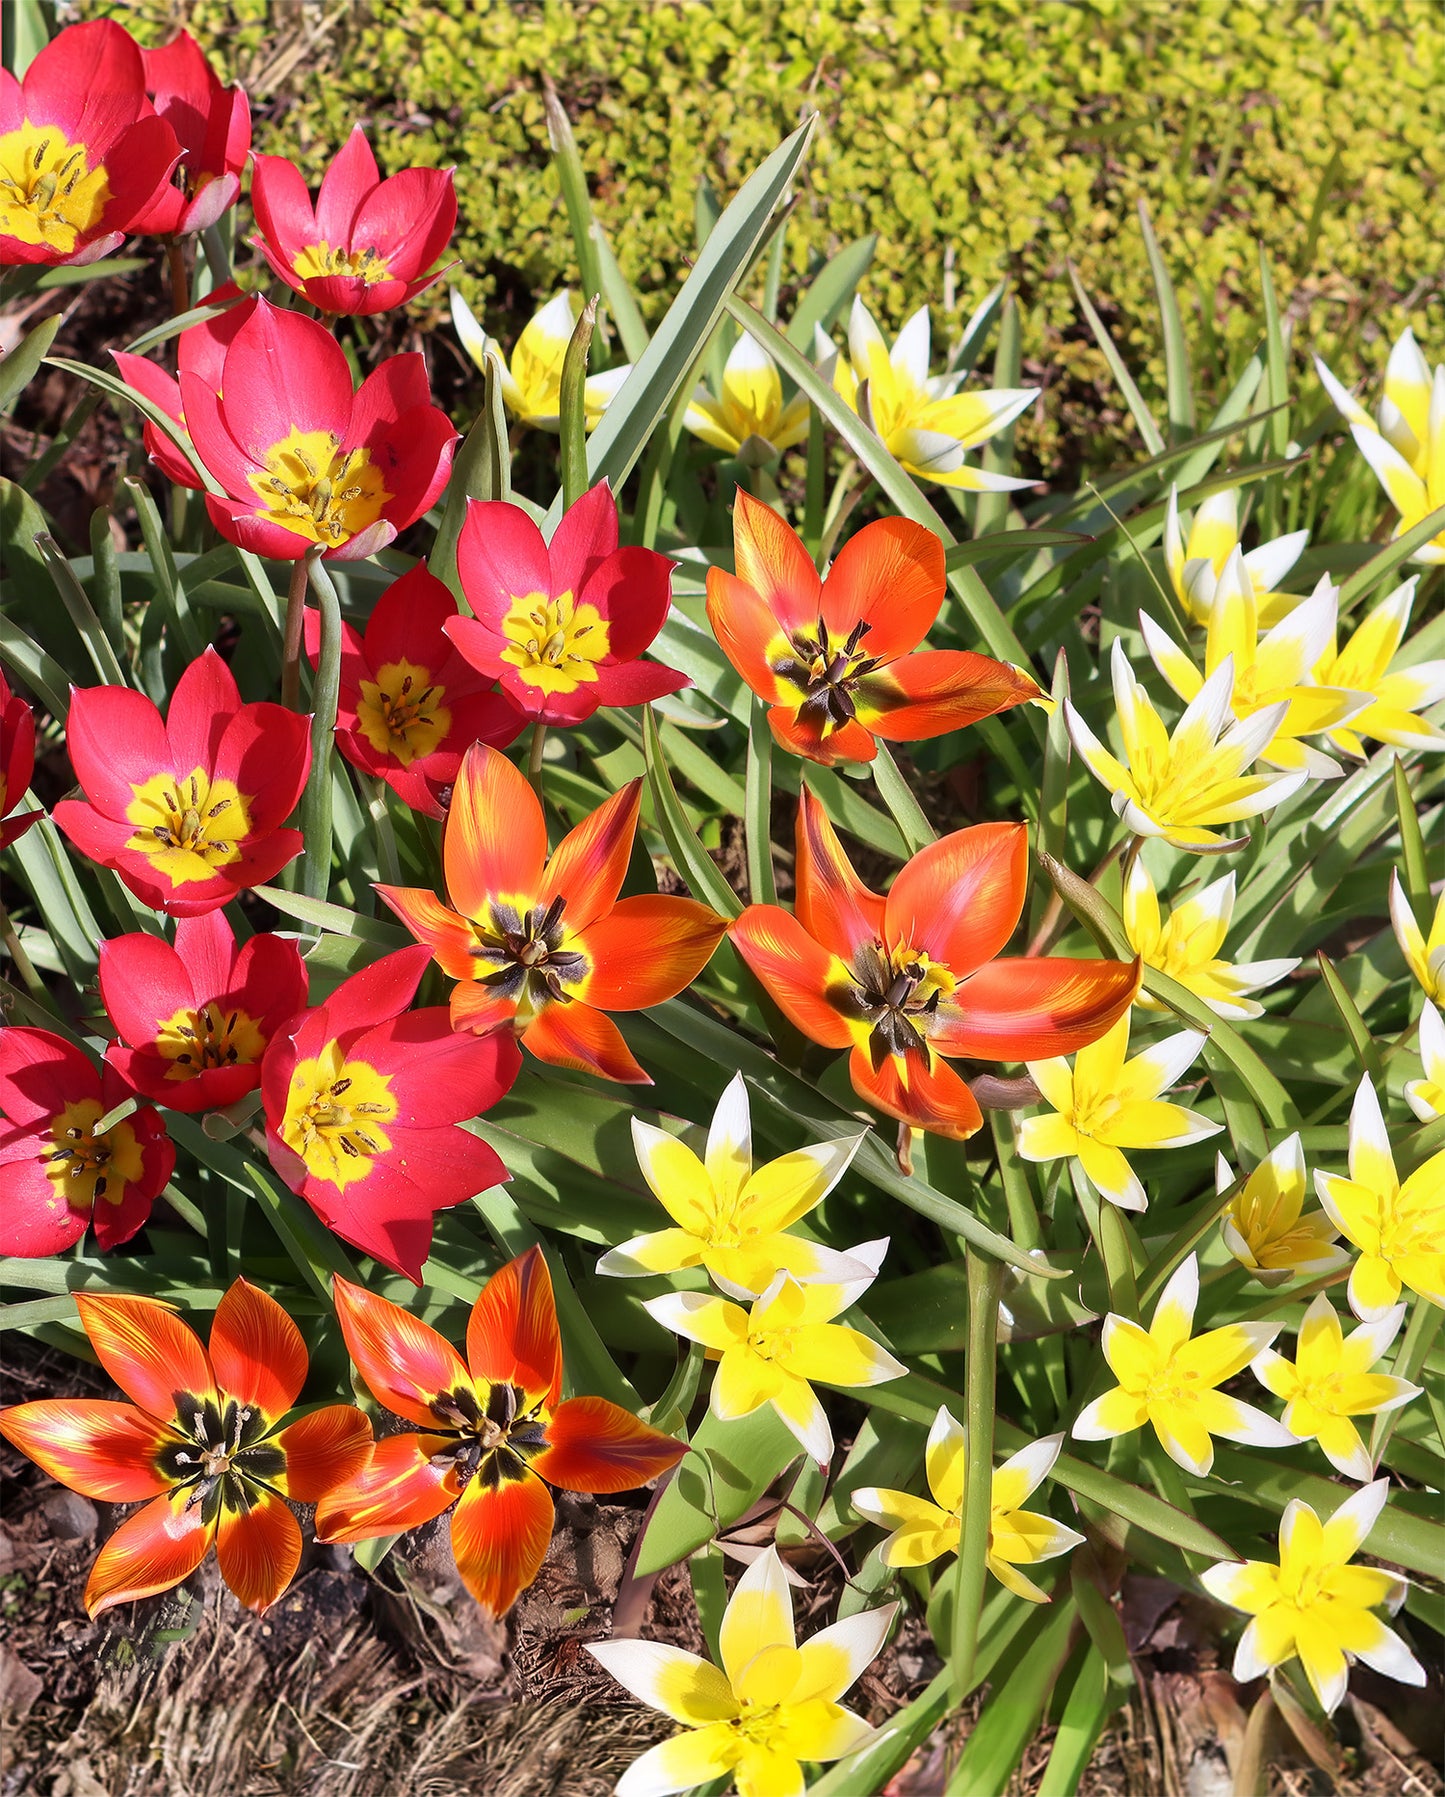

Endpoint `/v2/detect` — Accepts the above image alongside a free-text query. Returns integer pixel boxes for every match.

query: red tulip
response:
[130,30,250,236]
[52,647,310,917]
[706,488,1042,765]
[731,790,1140,1139]
[251,125,457,317]
[260,947,521,1281]
[303,563,523,818]
[444,484,688,726]
[0,20,179,266]
[317,1250,685,1616]
[378,743,727,1083]
[0,1281,373,1616]
[112,284,250,491]
[1,671,41,850]
[0,1027,174,1256]
[100,910,307,1114]
[180,296,457,561]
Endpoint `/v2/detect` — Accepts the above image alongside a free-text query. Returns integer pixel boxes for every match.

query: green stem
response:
[1369,1295,1442,1467]
[0,894,47,1004]
[165,237,190,321]
[280,548,318,712]
[527,720,549,797]
[298,556,343,903]
[952,1249,1002,1703]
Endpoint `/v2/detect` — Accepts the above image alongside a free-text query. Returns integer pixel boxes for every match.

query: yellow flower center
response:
[280,1042,397,1191]
[292,240,393,290]
[125,768,253,887]
[734,1704,789,1748]
[155,1001,267,1082]
[355,659,451,765]
[249,428,392,549]
[0,121,110,254]
[44,1099,143,1209]
[1144,1353,1202,1408]
[499,590,609,695]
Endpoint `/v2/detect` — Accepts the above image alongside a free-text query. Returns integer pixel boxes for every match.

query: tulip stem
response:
[166,237,190,319]
[951,1248,1002,1704]
[528,720,549,795]
[298,555,344,904]
[1027,833,1128,956]
[0,896,47,1005]
[281,549,319,712]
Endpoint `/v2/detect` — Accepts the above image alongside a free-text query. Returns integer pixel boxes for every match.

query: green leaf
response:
[635,1406,801,1574]
[1393,756,1432,918]
[1314,950,1384,1082]
[1068,261,1165,457]
[1138,199,1195,440]
[642,706,743,917]
[1337,501,1445,608]
[0,312,61,413]
[543,80,605,313]
[558,297,597,511]
[785,234,877,350]
[44,356,218,492]
[429,354,511,600]
[252,885,406,947]
[944,1598,1078,1795]
[744,696,777,905]
[870,743,935,852]
[944,528,1094,571]
[1036,1644,1120,1797]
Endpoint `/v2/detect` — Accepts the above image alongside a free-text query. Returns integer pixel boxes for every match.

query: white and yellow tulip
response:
[1313,577,1445,757]
[450,287,631,432]
[1123,858,1299,1020]
[1164,484,1307,627]
[684,332,811,466]
[1218,1135,1348,1286]
[1404,1000,1445,1122]
[1390,869,1445,1003]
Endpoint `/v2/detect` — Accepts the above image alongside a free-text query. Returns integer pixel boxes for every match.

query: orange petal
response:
[794,786,886,959]
[448,1463,554,1617]
[573,896,727,1011]
[729,906,855,1049]
[883,822,1027,977]
[848,1045,984,1140]
[215,1486,302,1613]
[332,1276,470,1427]
[450,979,520,1036]
[84,1487,213,1617]
[532,1394,687,1493]
[275,1404,375,1503]
[209,1278,308,1420]
[731,486,821,636]
[314,1432,461,1542]
[865,650,1042,739]
[74,1293,215,1423]
[444,742,545,922]
[938,956,1142,1062]
[522,999,651,1083]
[0,1400,173,1502]
[705,567,787,701]
[466,1245,563,1409]
[820,515,944,658]
[769,704,878,766]
[538,780,641,933]
[375,885,479,981]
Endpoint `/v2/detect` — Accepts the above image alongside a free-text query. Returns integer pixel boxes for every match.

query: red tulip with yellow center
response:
[1,671,41,851]
[52,647,310,917]
[443,483,688,726]
[261,947,521,1281]
[0,1282,373,1616]
[0,1027,174,1257]
[731,791,1140,1138]
[304,563,523,818]
[378,742,728,1083]
[100,910,307,1114]
[113,283,249,490]
[131,29,250,237]
[317,1250,686,1616]
[0,20,180,266]
[179,297,457,560]
[251,125,458,316]
[705,488,1043,766]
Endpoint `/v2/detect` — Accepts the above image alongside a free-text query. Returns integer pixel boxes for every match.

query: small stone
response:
[41,1489,98,1540]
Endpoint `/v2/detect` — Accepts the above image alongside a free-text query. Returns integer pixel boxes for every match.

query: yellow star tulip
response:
[597,1073,869,1297]
[831,296,1037,491]
[1123,858,1299,1020]
[1217,1134,1348,1286]
[1017,1013,1221,1212]
[852,1410,1084,1603]
[450,287,630,432]
[684,332,811,466]
[1389,869,1445,1003]
[1252,1293,1420,1480]
[1314,1074,1445,1320]
[1141,559,1371,779]
[644,1267,905,1465]
[1072,1253,1293,1474]
[1200,1480,1424,1714]
[1313,576,1445,757]
[1164,483,1307,627]
[1064,641,1306,852]
[1404,1000,1445,1122]
[588,1546,895,1797]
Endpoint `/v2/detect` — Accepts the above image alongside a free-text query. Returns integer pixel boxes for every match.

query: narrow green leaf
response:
[0,311,61,412]
[945,1600,1077,1795]
[591,220,650,362]
[542,80,605,312]
[1037,1644,1118,1797]
[1067,261,1165,456]
[1315,950,1384,1082]
[1393,756,1431,918]
[642,706,743,917]
[125,475,204,662]
[86,508,124,659]
[1257,245,1291,464]
[252,884,406,946]
[298,557,343,903]
[786,234,877,350]
[635,1406,800,1574]
[870,743,935,852]
[1338,502,1445,607]
[558,296,598,511]
[44,356,218,491]
[1138,199,1195,440]
[973,292,1022,537]
[744,696,777,905]
[430,355,511,600]
[1028,650,1071,936]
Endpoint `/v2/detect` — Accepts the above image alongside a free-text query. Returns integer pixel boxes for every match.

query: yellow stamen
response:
[0,120,110,255]
[355,658,451,764]
[280,1041,398,1191]
[125,768,253,888]
[44,1099,143,1209]
[499,589,610,696]
[155,1002,267,1081]
[293,241,393,289]
[248,427,391,549]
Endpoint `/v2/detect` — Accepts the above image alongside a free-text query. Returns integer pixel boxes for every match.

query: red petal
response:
[466,1246,562,1408]
[174,908,241,1008]
[209,1278,308,1419]
[0,1149,90,1257]
[0,1024,99,1125]
[315,1432,460,1542]
[201,495,313,561]
[215,1486,301,1613]
[63,681,169,817]
[0,1400,173,1501]
[794,786,886,960]
[84,1488,212,1617]
[333,1277,470,1426]
[572,896,726,1010]
[349,167,456,283]
[293,945,432,1057]
[730,487,820,636]
[936,956,1143,1062]
[521,1000,650,1083]
[538,780,641,933]
[212,699,312,833]
[769,704,878,767]
[865,650,1042,740]
[361,562,459,667]
[249,151,316,264]
[847,1045,983,1141]
[22,20,145,153]
[728,906,855,1049]
[444,742,546,922]
[548,481,620,599]
[883,822,1027,977]
[704,568,787,702]
[164,646,240,774]
[74,1294,215,1423]
[346,355,436,454]
[456,499,553,629]
[315,124,378,242]
[448,1464,553,1617]
[219,299,353,462]
[584,546,673,662]
[355,1012,521,1126]
[532,1395,686,1493]
[274,1405,375,1504]
[820,515,944,657]
[589,657,690,708]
